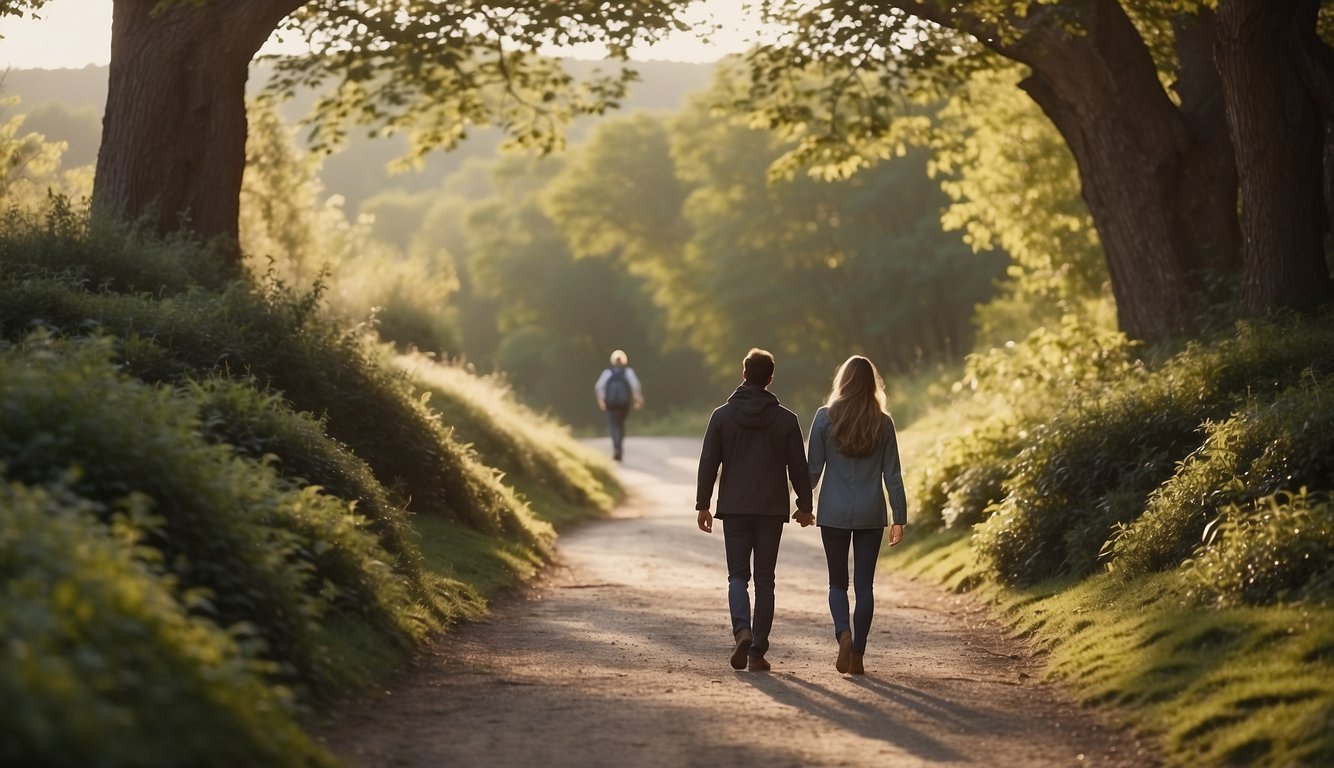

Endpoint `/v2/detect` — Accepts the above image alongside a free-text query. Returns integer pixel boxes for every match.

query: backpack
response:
[604,367,632,409]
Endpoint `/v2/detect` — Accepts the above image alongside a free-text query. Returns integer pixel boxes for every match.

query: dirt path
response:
[319,437,1152,767]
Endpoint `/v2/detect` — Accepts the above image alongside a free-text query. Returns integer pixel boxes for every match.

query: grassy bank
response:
[893,311,1334,766]
[0,205,618,766]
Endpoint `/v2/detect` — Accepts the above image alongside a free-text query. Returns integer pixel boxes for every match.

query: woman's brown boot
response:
[836,631,853,673]
[849,652,865,675]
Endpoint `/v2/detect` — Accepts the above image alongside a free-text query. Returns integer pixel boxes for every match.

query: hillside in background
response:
[4,59,716,211]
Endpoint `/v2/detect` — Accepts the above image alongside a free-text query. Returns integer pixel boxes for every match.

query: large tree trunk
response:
[92,0,300,262]
[1289,0,1334,279]
[897,0,1243,342]
[1009,0,1212,342]
[1171,9,1242,284]
[1216,0,1332,314]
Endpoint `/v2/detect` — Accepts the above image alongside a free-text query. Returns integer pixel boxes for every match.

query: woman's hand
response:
[888,523,905,547]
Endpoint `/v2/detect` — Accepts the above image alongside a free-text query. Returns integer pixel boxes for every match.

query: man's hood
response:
[726,384,783,429]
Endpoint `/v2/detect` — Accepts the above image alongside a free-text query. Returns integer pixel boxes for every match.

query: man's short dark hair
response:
[743,348,775,385]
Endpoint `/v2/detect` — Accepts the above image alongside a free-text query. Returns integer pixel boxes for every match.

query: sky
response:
[0,0,763,69]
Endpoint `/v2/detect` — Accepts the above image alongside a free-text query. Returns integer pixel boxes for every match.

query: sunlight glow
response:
[0,1,112,69]
[0,0,763,70]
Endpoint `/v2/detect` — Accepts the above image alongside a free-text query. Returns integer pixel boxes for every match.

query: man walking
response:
[696,348,814,671]
[594,349,644,461]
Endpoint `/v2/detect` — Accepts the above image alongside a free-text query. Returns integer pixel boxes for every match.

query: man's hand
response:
[697,509,713,533]
[597,400,607,412]
[888,523,905,547]
[794,511,815,527]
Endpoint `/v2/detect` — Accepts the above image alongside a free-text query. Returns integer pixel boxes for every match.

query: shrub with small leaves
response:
[956,314,1138,397]
[1107,376,1334,576]
[0,209,603,762]
[911,421,1021,530]
[910,316,1136,531]
[0,334,415,686]
[975,314,1334,586]
[1187,490,1334,606]
[193,378,418,564]
[0,269,544,541]
[0,199,231,294]
[975,375,1206,584]
[0,480,335,768]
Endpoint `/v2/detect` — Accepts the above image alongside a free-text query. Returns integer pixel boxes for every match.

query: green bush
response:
[332,255,461,357]
[193,378,416,561]
[975,314,1334,585]
[0,200,231,295]
[911,421,1021,530]
[909,316,1136,531]
[0,334,413,686]
[1108,377,1334,576]
[374,293,460,357]
[0,267,541,541]
[976,379,1204,584]
[0,209,603,761]
[1176,314,1334,407]
[191,378,468,635]
[0,480,334,768]
[954,314,1138,398]
[399,352,617,514]
[0,276,240,382]
[1187,490,1334,605]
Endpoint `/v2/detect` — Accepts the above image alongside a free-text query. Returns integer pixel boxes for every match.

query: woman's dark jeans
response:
[821,526,884,654]
[723,515,785,658]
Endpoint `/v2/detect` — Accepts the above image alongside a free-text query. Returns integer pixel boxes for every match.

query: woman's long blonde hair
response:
[825,355,888,458]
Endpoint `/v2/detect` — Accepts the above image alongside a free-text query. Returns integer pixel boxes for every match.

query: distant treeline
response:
[6,58,1065,430]
[5,60,716,211]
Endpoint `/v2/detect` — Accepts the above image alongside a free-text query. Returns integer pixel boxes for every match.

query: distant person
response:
[807,355,907,675]
[696,348,814,672]
[594,349,643,461]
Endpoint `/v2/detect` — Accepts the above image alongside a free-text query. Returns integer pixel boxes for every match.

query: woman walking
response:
[807,355,907,675]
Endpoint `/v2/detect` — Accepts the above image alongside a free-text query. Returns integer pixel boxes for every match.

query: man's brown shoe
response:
[748,654,771,672]
[849,652,865,675]
[730,628,753,670]
[836,630,853,674]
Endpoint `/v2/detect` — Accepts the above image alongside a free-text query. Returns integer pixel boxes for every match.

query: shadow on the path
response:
[324,437,1148,768]
[740,672,967,762]
[846,675,997,730]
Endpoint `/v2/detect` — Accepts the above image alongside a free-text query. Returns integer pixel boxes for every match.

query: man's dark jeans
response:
[722,515,785,658]
[821,526,884,654]
[605,406,629,459]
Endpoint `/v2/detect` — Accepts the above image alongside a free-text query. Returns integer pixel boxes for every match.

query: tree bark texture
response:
[1170,9,1241,283]
[895,0,1245,342]
[1289,0,1334,279]
[92,0,304,260]
[1009,0,1204,342]
[1216,0,1332,315]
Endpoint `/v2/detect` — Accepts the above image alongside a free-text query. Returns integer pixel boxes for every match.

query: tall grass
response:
[398,351,619,521]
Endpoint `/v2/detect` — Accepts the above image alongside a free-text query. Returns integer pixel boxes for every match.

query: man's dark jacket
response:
[695,383,813,519]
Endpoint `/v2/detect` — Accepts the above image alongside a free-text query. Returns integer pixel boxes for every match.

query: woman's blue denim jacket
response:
[807,406,908,529]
